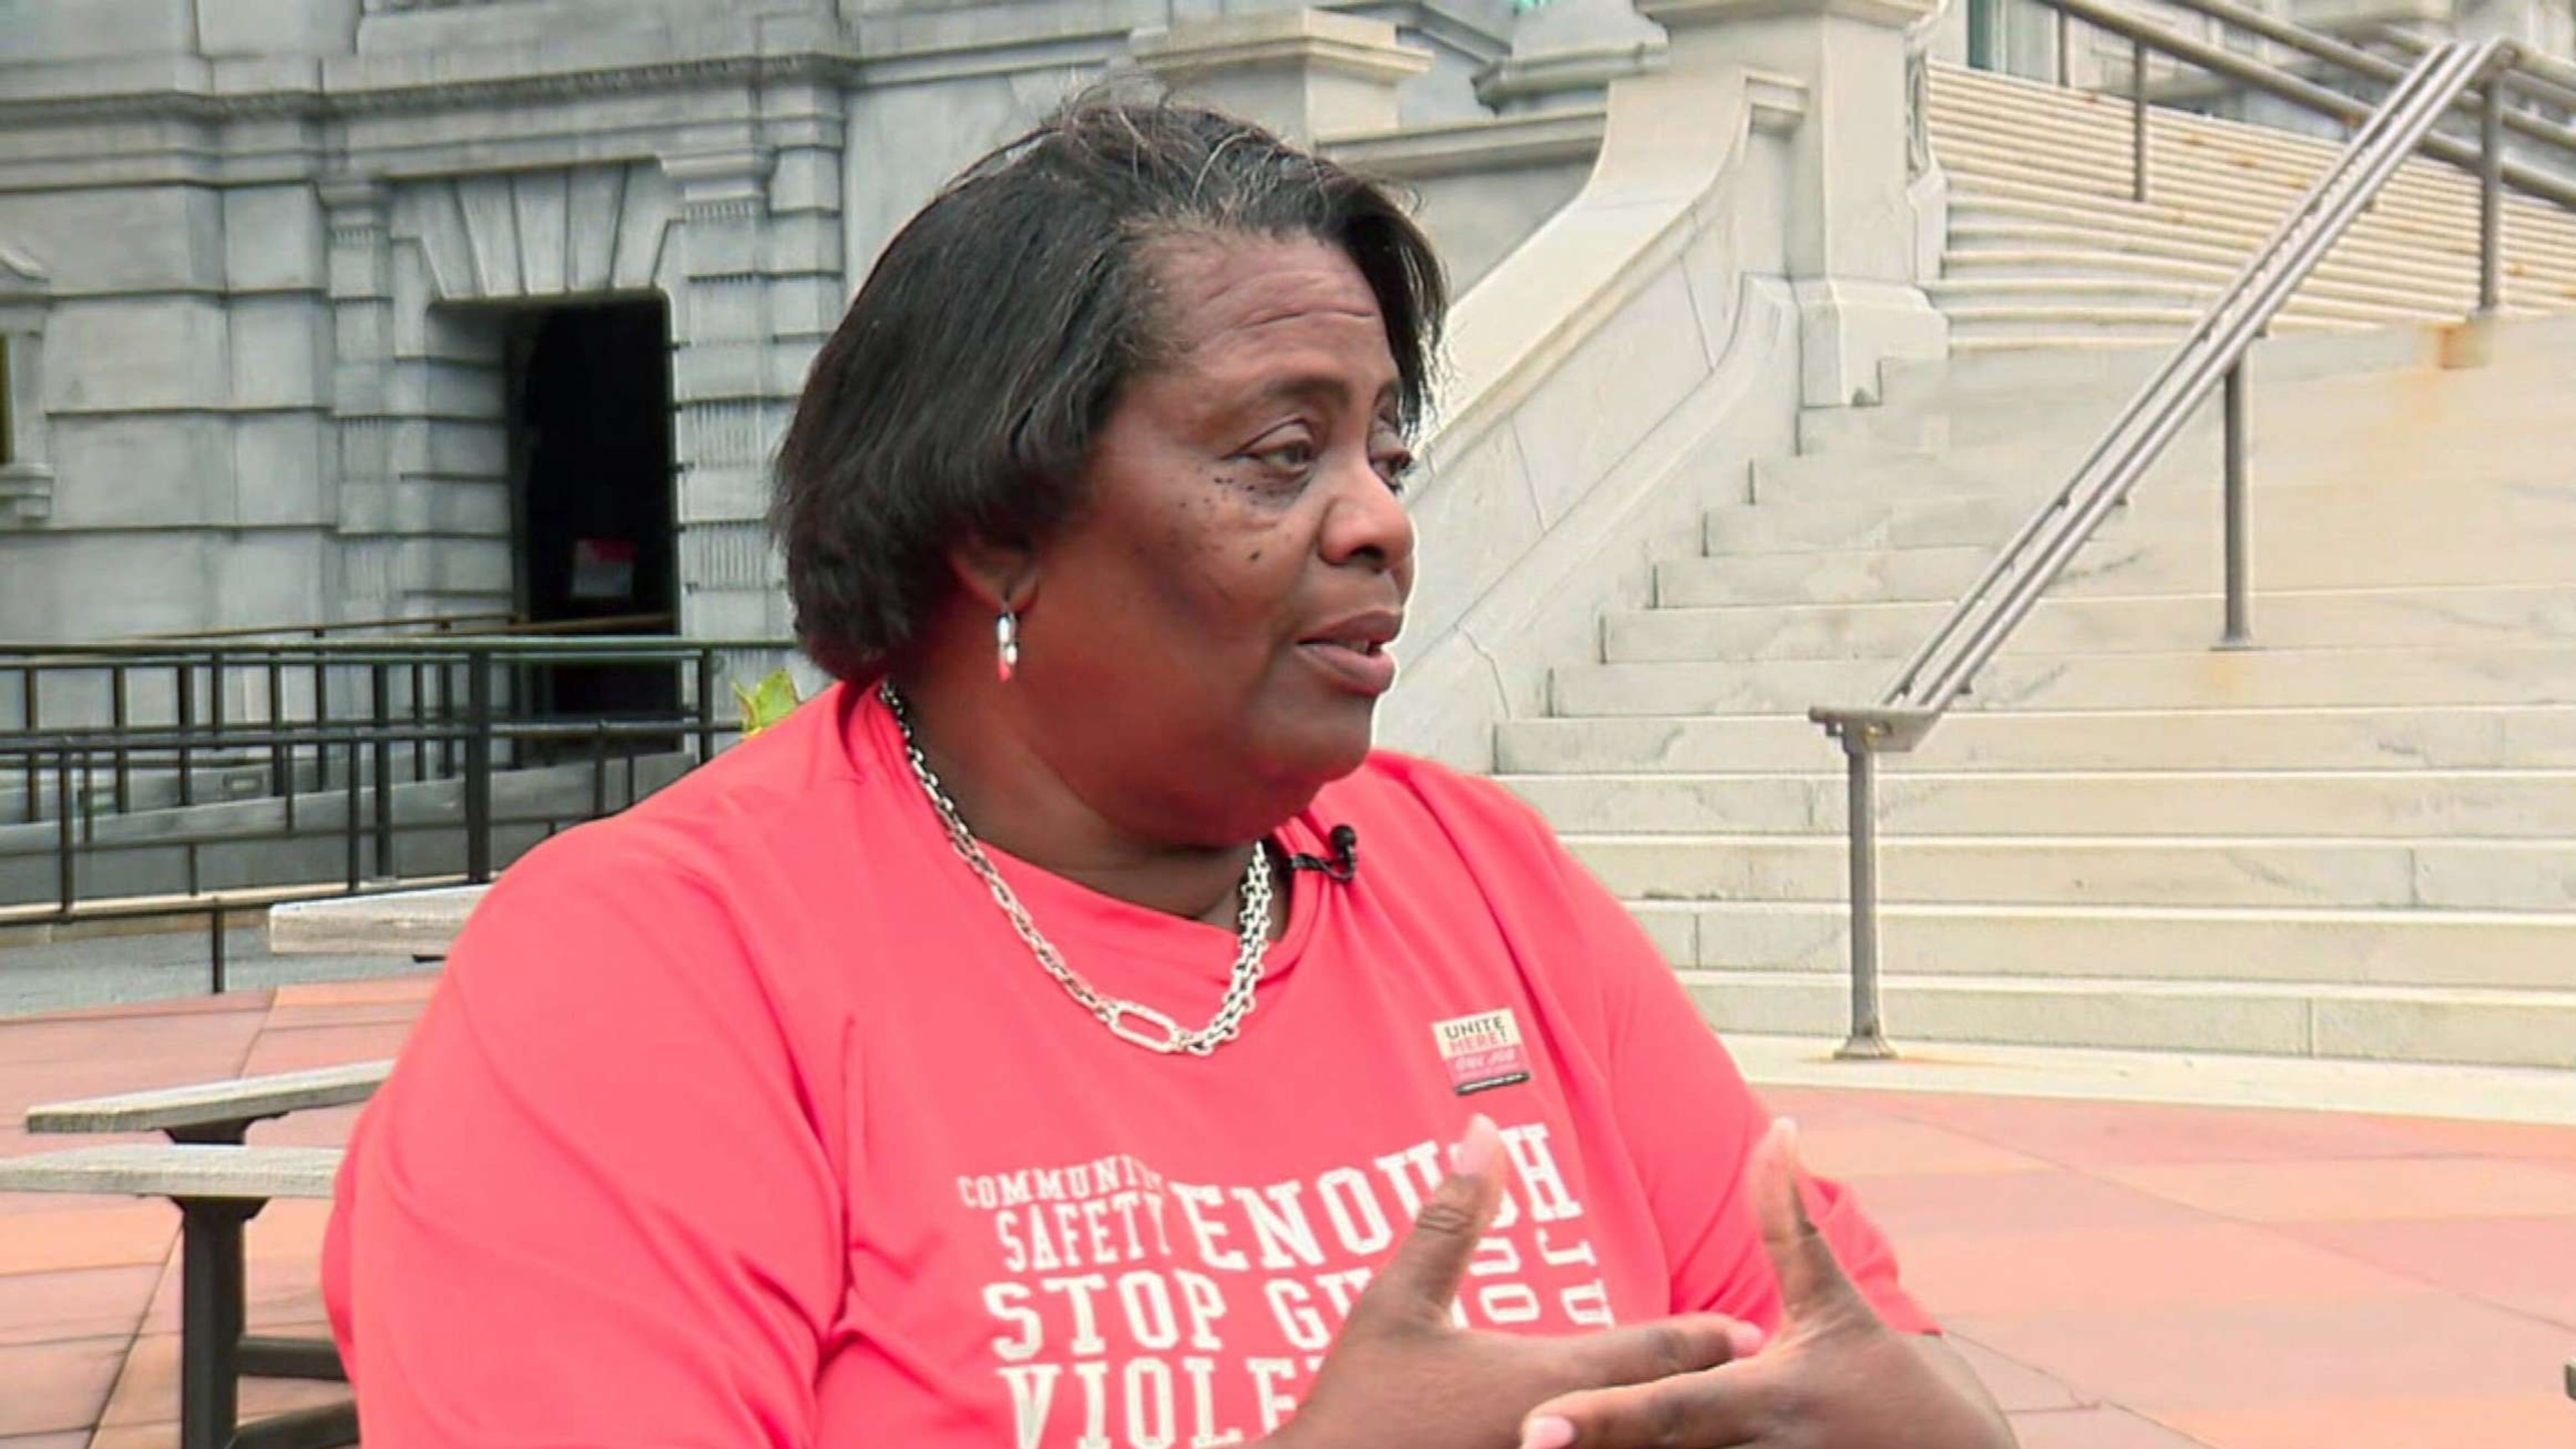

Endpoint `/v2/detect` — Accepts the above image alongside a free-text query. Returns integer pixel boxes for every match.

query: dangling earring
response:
[995,609,1021,683]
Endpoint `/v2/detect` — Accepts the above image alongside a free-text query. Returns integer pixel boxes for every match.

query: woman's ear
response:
[948,535,1038,619]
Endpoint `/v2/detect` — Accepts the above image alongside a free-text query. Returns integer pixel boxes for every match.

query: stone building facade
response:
[0,0,1561,649]
[1,0,2563,653]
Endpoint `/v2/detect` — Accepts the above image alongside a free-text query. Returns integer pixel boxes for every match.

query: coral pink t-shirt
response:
[325,683,1932,1446]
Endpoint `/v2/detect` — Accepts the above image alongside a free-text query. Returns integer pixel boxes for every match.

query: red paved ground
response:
[1,981,2571,1446]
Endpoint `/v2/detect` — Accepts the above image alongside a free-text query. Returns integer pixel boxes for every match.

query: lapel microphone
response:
[1281,824,1359,882]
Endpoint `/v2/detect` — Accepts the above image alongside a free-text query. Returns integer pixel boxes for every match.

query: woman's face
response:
[1009,232,1419,845]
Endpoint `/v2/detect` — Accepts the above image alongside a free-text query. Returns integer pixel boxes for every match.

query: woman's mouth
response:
[1297,615,1401,696]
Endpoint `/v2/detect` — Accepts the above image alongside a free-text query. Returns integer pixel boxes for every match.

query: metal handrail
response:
[1808,37,2520,1059]
[0,634,781,659]
[2377,27,2576,126]
[135,612,519,641]
[2028,0,2576,210]
[132,610,682,642]
[2059,0,2576,164]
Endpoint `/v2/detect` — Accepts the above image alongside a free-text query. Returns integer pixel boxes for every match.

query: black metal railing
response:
[0,636,799,987]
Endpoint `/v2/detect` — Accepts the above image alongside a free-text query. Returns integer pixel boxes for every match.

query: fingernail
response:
[1453,1114,1500,1180]
[1727,1321,1768,1358]
[1519,1416,1576,1449]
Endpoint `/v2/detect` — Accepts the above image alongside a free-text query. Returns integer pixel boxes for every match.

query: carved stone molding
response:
[663,148,775,220]
[0,243,56,527]
[0,53,867,128]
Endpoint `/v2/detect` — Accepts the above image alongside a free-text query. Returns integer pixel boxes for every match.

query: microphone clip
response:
[1281,824,1359,883]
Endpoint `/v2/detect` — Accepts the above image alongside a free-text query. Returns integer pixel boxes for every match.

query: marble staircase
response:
[1498,314,2576,1070]
[1924,64,2576,351]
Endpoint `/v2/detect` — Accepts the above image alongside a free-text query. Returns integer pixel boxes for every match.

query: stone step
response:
[1942,221,2517,304]
[1794,340,2571,458]
[1698,486,2576,557]
[1505,766,2576,837]
[1903,310,2576,405]
[1929,86,2576,246]
[1763,420,2568,499]
[1938,167,2576,276]
[1772,382,2576,487]
[1938,133,2576,232]
[1939,247,2512,315]
[1934,141,2576,274]
[1751,441,2231,501]
[1872,319,2454,410]
[1940,333,2184,355]
[1653,524,2576,606]
[1701,492,2023,553]
[1570,832,2576,912]
[1602,584,2576,663]
[1929,102,2576,252]
[1940,176,2576,290]
[1657,543,1993,607]
[1924,275,2454,328]
[1938,304,2363,350]
[1928,66,2555,191]
[1937,117,2576,239]
[2464,309,2576,366]
[1934,149,2550,249]
[1940,196,2576,315]
[1553,641,2576,715]
[1670,965,2576,1070]
[1494,704,2576,776]
[1939,203,2557,310]
[1931,70,2560,201]
[1636,897,2576,992]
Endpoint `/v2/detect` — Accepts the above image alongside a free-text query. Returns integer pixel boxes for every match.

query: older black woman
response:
[321,101,2016,1449]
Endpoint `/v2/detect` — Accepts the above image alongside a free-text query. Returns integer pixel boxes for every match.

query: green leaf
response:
[734,669,802,737]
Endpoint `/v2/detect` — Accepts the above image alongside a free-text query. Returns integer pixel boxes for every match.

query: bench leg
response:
[176,1197,260,1449]
[232,1399,361,1449]
[238,1336,345,1382]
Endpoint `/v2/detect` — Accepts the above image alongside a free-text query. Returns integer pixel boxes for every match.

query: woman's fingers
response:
[1518,1361,1773,1449]
[1550,1312,1764,1388]
[1347,1114,1507,1332]
[1310,1117,1824,1449]
[1752,1118,1870,1327]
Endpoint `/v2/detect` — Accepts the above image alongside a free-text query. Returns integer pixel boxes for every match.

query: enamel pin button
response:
[1434,1009,1531,1096]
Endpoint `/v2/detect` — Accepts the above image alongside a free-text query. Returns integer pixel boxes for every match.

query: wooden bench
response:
[21,1066,392,1449]
[0,1144,354,1449]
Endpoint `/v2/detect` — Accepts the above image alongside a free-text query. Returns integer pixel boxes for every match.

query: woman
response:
[324,101,2014,1449]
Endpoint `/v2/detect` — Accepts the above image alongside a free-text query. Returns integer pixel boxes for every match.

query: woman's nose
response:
[1320,453,1415,576]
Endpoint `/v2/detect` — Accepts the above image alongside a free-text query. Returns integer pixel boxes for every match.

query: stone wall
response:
[3,0,1590,665]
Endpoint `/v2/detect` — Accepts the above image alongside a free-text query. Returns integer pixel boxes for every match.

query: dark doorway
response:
[505,299,680,731]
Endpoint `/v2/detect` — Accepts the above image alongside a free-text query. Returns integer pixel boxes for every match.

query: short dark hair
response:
[771,96,1447,683]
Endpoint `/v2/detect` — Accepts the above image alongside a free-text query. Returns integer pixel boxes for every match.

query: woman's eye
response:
[1374,451,1416,496]
[1252,439,1317,473]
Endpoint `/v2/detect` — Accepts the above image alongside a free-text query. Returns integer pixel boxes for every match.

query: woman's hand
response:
[1517,1120,2017,1449]
[1267,1117,1767,1449]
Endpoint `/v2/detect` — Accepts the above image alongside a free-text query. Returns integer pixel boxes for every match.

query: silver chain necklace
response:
[880,680,1272,1056]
